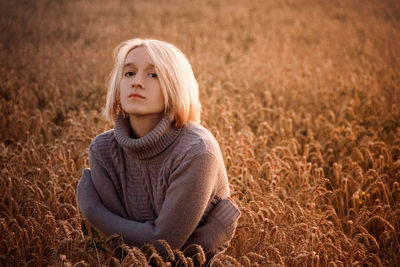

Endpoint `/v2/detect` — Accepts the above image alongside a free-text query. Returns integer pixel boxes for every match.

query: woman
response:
[76,38,240,263]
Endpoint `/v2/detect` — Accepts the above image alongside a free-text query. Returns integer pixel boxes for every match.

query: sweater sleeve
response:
[77,151,220,258]
[77,169,241,257]
[182,198,241,257]
[87,142,128,218]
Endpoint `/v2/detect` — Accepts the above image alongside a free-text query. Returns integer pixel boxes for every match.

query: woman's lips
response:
[128,93,145,99]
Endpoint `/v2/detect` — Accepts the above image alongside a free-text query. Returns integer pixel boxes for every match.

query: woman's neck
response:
[128,113,164,138]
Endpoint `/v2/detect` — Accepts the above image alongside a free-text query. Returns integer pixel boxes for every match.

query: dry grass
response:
[1,0,399,266]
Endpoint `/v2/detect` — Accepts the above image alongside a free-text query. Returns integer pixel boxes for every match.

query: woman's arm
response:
[77,152,224,257]
[77,167,240,257]
[88,142,128,218]
[182,198,241,257]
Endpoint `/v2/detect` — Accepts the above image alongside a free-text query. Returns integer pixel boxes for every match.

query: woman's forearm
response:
[77,168,240,258]
[76,157,216,258]
[77,169,154,241]
[77,169,117,235]
[183,198,241,257]
[77,151,240,259]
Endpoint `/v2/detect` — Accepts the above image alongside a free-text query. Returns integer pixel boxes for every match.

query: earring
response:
[116,102,121,115]
[122,109,128,118]
[116,102,128,118]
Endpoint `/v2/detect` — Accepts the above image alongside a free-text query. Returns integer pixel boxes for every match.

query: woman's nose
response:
[131,73,143,88]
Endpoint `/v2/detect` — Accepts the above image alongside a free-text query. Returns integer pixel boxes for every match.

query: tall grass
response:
[1,0,399,265]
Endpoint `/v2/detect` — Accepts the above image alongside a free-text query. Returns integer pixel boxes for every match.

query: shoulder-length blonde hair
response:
[103,38,201,127]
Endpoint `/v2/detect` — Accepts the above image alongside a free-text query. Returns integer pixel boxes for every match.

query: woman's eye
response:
[124,71,135,77]
[149,73,158,78]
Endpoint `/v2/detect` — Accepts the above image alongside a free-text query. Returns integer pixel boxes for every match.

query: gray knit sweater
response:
[76,114,240,258]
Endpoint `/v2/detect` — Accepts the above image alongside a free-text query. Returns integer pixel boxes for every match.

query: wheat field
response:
[1,0,400,266]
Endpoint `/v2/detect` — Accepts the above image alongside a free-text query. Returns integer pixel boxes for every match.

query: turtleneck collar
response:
[114,114,182,159]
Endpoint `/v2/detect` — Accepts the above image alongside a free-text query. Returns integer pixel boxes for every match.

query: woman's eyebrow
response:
[123,62,155,69]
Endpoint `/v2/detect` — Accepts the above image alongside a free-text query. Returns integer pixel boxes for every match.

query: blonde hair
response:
[103,38,201,127]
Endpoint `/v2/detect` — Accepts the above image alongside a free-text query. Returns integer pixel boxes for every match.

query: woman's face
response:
[119,46,165,117]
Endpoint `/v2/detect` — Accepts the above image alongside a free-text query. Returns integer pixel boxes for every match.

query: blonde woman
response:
[76,39,240,264]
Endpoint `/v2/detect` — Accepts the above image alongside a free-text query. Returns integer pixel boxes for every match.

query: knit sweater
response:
[76,114,241,259]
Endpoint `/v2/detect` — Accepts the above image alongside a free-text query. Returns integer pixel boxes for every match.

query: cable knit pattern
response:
[76,114,241,259]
